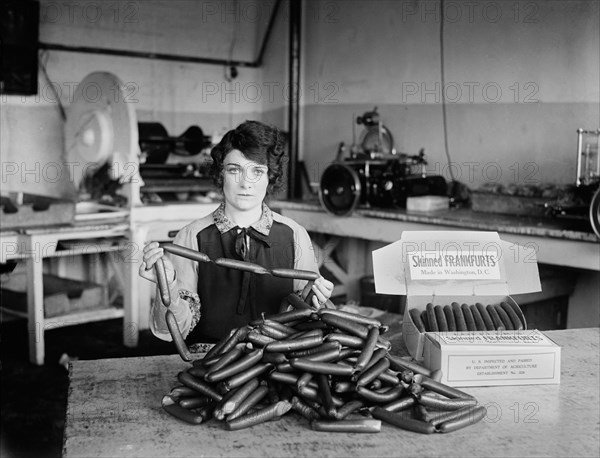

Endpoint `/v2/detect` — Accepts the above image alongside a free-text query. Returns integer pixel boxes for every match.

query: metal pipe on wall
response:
[38,42,258,68]
[287,0,301,199]
[38,0,282,69]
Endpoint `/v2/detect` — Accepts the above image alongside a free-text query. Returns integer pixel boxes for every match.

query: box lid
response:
[372,231,541,296]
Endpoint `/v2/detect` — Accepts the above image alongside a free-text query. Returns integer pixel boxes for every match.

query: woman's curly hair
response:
[209,120,287,196]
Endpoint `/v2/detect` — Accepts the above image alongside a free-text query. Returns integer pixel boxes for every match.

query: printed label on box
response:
[409,250,501,280]
[447,352,559,383]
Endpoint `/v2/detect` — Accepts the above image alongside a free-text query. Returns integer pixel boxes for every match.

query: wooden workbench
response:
[271,200,599,270]
[63,328,600,457]
[270,200,600,328]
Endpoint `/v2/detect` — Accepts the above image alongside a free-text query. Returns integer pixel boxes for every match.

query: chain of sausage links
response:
[161,242,320,281]
[153,242,322,362]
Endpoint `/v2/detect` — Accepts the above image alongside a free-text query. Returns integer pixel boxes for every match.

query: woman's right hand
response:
[139,241,176,284]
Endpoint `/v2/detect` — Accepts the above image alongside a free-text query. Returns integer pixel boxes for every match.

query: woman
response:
[140,120,333,344]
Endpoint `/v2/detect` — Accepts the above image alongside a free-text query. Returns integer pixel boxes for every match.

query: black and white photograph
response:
[1,0,599,456]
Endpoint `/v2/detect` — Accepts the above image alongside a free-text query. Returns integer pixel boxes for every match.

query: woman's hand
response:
[139,242,176,284]
[304,276,334,309]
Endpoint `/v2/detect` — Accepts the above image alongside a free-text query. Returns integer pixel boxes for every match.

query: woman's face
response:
[222,149,269,213]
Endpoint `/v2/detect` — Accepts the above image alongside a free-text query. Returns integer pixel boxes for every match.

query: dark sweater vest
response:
[186,220,295,343]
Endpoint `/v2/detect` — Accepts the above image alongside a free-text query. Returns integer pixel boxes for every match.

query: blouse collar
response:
[213,202,273,236]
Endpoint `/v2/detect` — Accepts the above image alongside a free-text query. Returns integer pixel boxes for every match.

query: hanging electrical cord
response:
[38,51,66,121]
[225,0,240,129]
[439,0,455,184]
[225,27,239,79]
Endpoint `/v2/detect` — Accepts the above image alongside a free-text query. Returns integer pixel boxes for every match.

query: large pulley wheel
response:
[590,187,600,238]
[64,72,139,189]
[319,163,361,216]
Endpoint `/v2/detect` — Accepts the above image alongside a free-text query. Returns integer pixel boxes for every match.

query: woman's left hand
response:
[307,276,334,309]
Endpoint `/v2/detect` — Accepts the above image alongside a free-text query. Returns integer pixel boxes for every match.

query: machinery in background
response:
[319,107,448,216]
[351,106,394,156]
[0,71,222,230]
[60,71,143,215]
[15,70,223,230]
[62,72,218,211]
[471,128,600,238]
[1,72,136,229]
[549,128,600,237]
[137,122,214,204]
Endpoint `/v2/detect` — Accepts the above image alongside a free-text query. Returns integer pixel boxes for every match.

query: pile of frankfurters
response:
[161,307,486,434]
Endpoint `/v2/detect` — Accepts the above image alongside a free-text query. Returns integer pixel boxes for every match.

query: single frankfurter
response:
[165,310,192,362]
[475,303,495,331]
[500,301,524,330]
[154,258,171,307]
[408,308,426,333]
[426,303,439,332]
[271,268,319,281]
[371,407,435,434]
[434,305,448,332]
[493,304,514,330]
[461,303,477,331]
[451,302,467,332]
[469,304,487,331]
[437,405,487,433]
[443,306,457,332]
[311,419,381,433]
[486,304,506,330]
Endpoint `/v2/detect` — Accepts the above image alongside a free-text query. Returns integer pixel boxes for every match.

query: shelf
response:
[0,221,137,365]
[0,307,28,319]
[51,242,131,258]
[21,225,130,258]
[42,307,124,328]
[74,202,129,222]
[0,306,124,327]
[23,222,129,236]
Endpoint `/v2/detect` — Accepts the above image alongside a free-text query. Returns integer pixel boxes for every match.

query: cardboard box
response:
[423,330,561,386]
[372,231,558,386]
[406,196,449,213]
[399,294,528,363]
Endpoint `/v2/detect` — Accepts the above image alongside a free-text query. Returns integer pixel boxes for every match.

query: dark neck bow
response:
[231,226,270,316]
[233,226,270,260]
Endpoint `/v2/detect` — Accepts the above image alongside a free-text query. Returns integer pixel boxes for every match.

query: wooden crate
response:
[0,273,108,318]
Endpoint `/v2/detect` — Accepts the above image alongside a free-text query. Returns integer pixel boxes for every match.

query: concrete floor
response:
[0,316,176,458]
